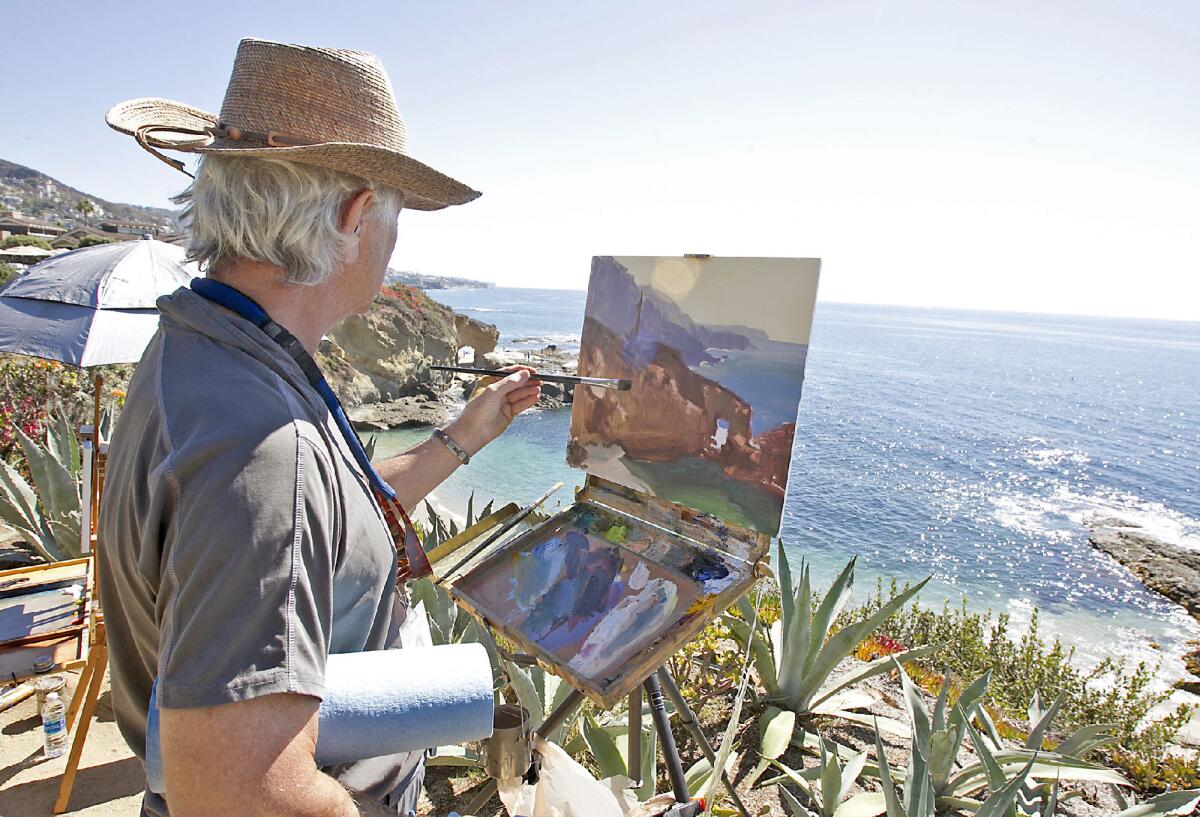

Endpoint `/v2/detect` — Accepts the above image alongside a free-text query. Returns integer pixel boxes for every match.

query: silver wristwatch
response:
[433,428,470,464]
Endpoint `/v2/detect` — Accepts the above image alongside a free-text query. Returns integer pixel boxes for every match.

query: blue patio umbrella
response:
[0,237,196,366]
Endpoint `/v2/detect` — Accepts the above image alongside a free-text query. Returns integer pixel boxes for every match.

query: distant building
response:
[51,226,138,250]
[98,218,162,237]
[0,213,66,240]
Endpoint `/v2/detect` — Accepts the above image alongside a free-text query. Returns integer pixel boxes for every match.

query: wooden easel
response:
[54,378,108,814]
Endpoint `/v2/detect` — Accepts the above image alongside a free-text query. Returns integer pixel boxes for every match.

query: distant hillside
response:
[385,268,493,290]
[0,158,178,229]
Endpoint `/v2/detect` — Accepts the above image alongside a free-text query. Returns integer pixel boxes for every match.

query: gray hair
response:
[174,155,404,286]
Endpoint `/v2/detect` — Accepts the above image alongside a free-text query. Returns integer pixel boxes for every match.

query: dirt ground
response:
[0,670,143,817]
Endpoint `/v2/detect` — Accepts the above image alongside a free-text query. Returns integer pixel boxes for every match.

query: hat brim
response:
[106,97,480,211]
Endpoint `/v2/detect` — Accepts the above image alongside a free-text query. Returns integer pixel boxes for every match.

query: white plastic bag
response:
[497,738,674,817]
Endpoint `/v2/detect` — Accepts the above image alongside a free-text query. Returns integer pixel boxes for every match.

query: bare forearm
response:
[375,369,541,509]
[374,421,476,510]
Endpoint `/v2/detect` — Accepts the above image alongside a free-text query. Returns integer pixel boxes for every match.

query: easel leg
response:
[54,643,107,815]
[64,649,98,732]
[644,673,690,805]
[463,689,587,816]
[658,669,752,817]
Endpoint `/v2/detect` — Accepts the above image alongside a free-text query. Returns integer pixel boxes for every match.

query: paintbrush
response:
[431,366,631,391]
[437,482,564,583]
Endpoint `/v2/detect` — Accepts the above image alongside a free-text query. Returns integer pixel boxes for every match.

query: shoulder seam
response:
[157,336,182,679]
[269,373,306,693]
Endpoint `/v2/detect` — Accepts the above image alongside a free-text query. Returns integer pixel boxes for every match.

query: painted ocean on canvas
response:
[567,256,821,535]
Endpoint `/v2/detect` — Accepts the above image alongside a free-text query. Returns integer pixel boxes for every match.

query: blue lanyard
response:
[189,278,397,502]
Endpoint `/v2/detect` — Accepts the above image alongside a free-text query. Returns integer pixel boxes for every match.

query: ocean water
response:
[373,287,1200,676]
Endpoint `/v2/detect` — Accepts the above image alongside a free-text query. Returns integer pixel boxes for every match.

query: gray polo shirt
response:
[98,287,422,816]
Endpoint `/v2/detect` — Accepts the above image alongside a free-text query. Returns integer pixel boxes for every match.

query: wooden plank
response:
[0,559,89,598]
[55,643,107,814]
[0,633,84,682]
[425,503,519,566]
[0,583,86,645]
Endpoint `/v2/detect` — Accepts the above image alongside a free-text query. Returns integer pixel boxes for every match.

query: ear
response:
[338,189,375,236]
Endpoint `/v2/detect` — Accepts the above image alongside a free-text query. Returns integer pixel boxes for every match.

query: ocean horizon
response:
[373,286,1200,684]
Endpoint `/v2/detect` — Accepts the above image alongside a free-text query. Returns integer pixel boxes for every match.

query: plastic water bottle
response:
[42,691,67,759]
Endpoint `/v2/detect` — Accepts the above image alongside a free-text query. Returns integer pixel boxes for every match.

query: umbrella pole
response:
[91,372,102,537]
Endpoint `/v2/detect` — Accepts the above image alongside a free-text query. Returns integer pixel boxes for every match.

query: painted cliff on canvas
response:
[567,256,820,536]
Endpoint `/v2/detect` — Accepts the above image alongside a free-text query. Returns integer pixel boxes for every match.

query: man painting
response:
[99,38,540,816]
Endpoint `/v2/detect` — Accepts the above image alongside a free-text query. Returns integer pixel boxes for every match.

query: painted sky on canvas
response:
[617,257,819,346]
[5,1,1197,320]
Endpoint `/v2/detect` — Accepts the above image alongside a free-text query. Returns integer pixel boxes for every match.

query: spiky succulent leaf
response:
[582,713,627,778]
[1025,692,1064,751]
[781,785,818,817]
[932,665,952,733]
[820,740,843,815]
[874,719,909,817]
[1054,724,1117,759]
[974,755,1038,817]
[793,576,931,710]
[1114,789,1200,817]
[761,706,796,760]
[809,646,939,711]
[726,607,780,696]
[839,750,870,806]
[777,539,795,644]
[805,557,857,670]
[778,561,815,702]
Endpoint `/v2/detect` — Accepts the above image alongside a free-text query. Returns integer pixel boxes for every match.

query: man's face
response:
[348,201,400,315]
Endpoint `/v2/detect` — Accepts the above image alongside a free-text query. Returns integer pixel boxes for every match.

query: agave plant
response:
[875,718,1039,817]
[866,660,1131,815]
[0,412,82,561]
[726,545,935,736]
[768,734,887,817]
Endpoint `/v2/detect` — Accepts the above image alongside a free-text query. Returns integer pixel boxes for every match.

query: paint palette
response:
[450,476,769,707]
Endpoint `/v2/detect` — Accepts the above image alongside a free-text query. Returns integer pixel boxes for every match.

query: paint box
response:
[449,476,770,707]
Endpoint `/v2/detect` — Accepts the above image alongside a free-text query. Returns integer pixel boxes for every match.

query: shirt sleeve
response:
[154,417,340,709]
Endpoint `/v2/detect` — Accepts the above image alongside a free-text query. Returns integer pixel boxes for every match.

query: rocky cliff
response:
[318,284,499,410]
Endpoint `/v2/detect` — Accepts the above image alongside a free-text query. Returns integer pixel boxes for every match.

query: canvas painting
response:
[568,256,820,536]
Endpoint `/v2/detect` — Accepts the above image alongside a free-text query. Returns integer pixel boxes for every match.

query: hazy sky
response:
[3,1,1197,320]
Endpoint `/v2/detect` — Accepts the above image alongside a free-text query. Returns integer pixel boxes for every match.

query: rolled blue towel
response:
[146,644,495,793]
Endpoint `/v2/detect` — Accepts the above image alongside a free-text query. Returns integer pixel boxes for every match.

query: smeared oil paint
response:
[603,524,628,544]
[453,499,750,693]
[569,577,679,676]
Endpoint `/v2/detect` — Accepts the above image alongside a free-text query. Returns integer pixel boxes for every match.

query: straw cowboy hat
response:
[106,38,480,211]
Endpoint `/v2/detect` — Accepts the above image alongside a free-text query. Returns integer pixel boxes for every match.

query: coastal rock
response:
[320,286,459,409]
[348,396,448,431]
[1087,519,1200,621]
[1088,519,1200,700]
[454,313,499,360]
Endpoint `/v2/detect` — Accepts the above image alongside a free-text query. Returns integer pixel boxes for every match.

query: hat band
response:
[134,122,325,179]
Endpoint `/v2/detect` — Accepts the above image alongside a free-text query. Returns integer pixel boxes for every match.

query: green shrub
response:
[0,261,16,287]
[77,235,115,248]
[845,580,1194,792]
[2,235,52,250]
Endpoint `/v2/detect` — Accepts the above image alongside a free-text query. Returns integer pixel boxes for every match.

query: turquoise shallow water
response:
[372,287,1200,675]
